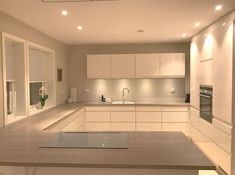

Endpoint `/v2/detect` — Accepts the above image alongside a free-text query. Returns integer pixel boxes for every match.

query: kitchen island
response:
[0,103,215,175]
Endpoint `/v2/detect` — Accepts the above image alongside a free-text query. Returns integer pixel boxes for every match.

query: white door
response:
[160,53,185,77]
[135,53,160,77]
[87,54,111,78]
[111,54,135,78]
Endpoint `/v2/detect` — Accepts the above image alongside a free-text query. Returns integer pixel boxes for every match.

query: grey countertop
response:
[83,98,189,106]
[0,103,214,170]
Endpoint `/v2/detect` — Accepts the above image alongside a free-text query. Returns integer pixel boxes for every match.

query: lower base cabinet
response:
[60,105,189,135]
[85,122,110,131]
[162,123,188,136]
[136,123,161,131]
[111,123,135,131]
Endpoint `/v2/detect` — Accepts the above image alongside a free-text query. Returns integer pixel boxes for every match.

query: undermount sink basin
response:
[112,101,135,104]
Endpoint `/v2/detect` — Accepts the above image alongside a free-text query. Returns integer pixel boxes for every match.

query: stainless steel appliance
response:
[199,85,213,123]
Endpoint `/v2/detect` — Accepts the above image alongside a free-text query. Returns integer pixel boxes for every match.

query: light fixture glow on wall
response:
[61,10,68,16]
[215,5,223,11]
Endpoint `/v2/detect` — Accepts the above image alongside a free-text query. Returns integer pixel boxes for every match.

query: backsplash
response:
[73,78,186,102]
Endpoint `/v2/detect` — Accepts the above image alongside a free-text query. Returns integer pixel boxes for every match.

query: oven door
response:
[200,94,213,123]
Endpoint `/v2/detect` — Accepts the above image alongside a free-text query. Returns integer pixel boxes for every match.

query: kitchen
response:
[0,0,234,175]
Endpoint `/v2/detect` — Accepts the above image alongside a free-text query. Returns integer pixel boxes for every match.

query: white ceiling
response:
[0,0,234,44]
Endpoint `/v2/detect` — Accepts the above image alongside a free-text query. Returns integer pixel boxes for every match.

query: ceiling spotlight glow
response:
[61,10,68,16]
[215,5,222,11]
[222,22,226,26]
[182,33,187,38]
[77,25,83,30]
[195,22,200,27]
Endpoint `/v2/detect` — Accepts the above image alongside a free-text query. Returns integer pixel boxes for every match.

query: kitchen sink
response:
[112,101,135,104]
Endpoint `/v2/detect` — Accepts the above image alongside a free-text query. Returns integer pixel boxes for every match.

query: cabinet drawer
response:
[162,106,188,112]
[62,114,84,131]
[111,123,135,131]
[136,106,161,112]
[85,106,110,112]
[111,112,135,122]
[136,112,161,122]
[110,106,135,111]
[162,123,188,136]
[136,123,161,131]
[85,122,110,131]
[85,112,110,122]
[162,112,188,122]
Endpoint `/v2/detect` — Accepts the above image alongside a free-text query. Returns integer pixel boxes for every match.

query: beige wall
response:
[0,11,68,127]
[68,43,190,102]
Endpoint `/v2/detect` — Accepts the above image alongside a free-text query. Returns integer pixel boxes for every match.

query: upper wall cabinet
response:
[87,53,185,79]
[87,55,111,78]
[111,54,136,78]
[136,54,160,78]
[160,53,185,77]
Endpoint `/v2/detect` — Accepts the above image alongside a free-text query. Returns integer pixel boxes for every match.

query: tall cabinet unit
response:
[27,42,56,115]
[190,12,234,175]
[2,33,27,125]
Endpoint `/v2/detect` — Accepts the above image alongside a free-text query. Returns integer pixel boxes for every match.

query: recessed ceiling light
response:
[77,25,83,30]
[215,5,223,11]
[137,29,145,33]
[194,22,200,27]
[222,22,226,26]
[182,33,187,38]
[61,10,68,16]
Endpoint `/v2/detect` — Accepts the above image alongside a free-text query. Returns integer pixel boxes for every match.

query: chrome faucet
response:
[122,88,130,102]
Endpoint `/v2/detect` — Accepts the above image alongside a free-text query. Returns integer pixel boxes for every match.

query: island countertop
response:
[0,103,214,170]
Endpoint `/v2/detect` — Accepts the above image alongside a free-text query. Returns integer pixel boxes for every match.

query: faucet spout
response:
[122,88,130,102]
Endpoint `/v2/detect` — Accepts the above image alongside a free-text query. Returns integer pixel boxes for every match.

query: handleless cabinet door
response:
[160,53,185,77]
[212,21,233,124]
[87,55,111,78]
[111,54,135,78]
[135,54,160,77]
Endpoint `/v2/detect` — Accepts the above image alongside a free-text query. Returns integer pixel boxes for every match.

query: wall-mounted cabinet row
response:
[2,32,56,125]
[87,53,185,79]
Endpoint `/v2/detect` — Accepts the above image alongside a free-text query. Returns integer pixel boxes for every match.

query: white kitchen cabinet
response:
[111,54,135,78]
[190,42,200,109]
[160,53,185,77]
[111,112,135,122]
[62,113,84,132]
[136,112,161,122]
[135,54,160,77]
[87,55,111,78]
[200,34,213,62]
[136,123,161,131]
[85,122,110,131]
[161,106,188,112]
[111,123,135,131]
[212,21,233,124]
[162,112,188,123]
[85,112,110,122]
[198,60,213,86]
[162,123,188,136]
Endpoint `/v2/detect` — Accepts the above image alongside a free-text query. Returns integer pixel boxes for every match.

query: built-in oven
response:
[199,85,213,123]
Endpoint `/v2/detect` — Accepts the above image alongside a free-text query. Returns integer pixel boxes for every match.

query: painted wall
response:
[67,43,190,102]
[0,11,68,127]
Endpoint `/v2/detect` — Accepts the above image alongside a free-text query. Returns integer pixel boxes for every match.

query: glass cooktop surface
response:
[40,132,128,149]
